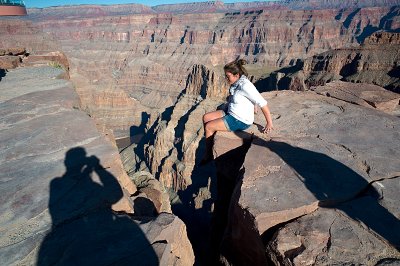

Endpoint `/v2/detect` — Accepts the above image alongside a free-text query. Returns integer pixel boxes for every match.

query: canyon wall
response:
[14,3,398,138]
[268,32,400,93]
[27,0,400,17]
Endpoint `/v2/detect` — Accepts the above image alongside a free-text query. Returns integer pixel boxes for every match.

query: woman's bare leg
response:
[200,117,229,165]
[204,117,228,138]
[203,110,225,124]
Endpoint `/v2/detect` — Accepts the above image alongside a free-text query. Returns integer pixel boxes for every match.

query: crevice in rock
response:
[361,159,371,176]
[326,217,336,253]
[210,137,253,265]
[133,102,176,171]
[174,99,202,162]
[170,141,217,266]
[155,146,175,181]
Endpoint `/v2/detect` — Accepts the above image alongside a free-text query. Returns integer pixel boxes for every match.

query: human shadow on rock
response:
[38,147,159,266]
[248,130,400,250]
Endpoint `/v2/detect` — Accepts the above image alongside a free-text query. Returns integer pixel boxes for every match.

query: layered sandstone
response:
[23,51,69,70]
[271,31,400,93]
[26,0,400,18]
[212,89,400,265]
[304,32,400,92]
[28,3,154,20]
[286,0,400,9]
[0,19,61,54]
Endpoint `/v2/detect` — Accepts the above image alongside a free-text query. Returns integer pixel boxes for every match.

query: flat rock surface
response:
[0,66,193,265]
[215,89,400,264]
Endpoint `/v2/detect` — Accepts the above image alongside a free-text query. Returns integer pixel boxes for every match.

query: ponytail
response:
[224,58,248,77]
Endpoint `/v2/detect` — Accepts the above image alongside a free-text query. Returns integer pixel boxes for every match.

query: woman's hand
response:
[262,124,274,134]
[260,105,274,134]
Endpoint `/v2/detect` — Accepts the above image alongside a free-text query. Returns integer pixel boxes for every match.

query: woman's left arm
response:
[260,104,274,134]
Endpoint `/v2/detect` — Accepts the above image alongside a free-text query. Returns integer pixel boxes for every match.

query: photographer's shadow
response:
[38,147,158,265]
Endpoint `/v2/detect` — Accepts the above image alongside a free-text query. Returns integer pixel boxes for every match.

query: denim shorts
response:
[222,113,251,131]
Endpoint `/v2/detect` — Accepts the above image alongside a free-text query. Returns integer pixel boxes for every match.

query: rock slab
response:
[214,89,400,265]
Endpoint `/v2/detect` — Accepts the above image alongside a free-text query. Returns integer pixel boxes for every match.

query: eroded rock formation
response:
[270,31,400,93]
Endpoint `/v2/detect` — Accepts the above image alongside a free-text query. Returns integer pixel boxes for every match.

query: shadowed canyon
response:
[1,0,400,265]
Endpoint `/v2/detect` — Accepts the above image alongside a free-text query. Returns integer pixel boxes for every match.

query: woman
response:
[200,59,274,165]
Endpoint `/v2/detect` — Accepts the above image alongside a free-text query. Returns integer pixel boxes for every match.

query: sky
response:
[25,0,273,9]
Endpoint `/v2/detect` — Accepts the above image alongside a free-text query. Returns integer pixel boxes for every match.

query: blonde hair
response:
[224,59,248,77]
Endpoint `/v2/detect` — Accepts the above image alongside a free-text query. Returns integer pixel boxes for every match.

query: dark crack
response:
[151,240,168,245]
[361,160,371,176]
[337,143,352,153]
[326,217,337,253]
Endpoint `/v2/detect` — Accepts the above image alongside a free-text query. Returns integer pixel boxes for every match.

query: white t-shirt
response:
[227,75,268,125]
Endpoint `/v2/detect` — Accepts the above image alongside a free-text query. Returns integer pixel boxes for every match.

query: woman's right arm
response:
[260,104,274,133]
